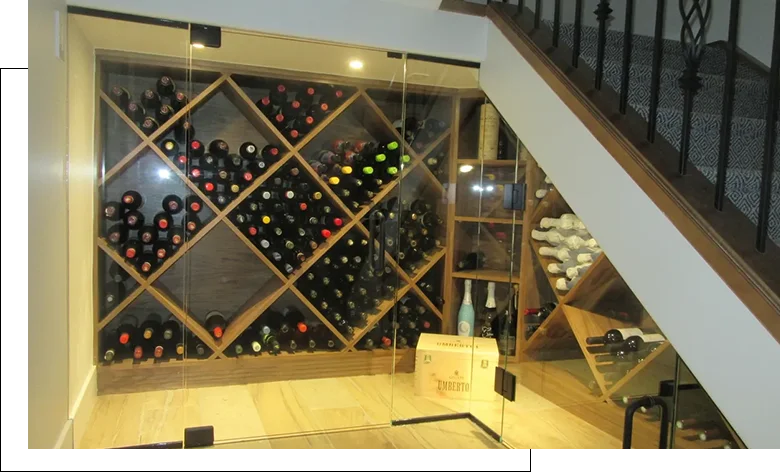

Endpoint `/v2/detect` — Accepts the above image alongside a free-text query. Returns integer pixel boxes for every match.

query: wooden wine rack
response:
[94,51,469,394]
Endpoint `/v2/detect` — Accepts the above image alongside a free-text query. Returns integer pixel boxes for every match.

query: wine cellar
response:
[89,42,739,449]
[94,50,493,394]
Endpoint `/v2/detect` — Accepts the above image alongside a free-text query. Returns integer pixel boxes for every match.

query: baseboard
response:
[54,420,74,449]
[70,366,97,449]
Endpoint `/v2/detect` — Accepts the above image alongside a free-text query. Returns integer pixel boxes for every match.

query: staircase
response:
[552,21,780,246]
[471,1,780,448]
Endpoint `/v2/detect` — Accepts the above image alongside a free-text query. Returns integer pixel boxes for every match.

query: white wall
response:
[733,0,776,67]
[28,0,72,449]
[480,21,780,448]
[67,0,487,62]
[67,15,97,449]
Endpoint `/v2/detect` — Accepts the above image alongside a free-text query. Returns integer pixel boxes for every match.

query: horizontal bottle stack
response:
[393,116,448,155]
[159,135,284,210]
[253,82,348,144]
[109,75,188,136]
[100,313,213,363]
[226,306,341,356]
[230,162,345,275]
[306,139,407,213]
[296,232,400,338]
[357,298,440,351]
[103,191,202,277]
[533,212,601,292]
[587,328,667,384]
[374,197,444,274]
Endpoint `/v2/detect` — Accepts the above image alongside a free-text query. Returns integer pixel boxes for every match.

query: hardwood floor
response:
[79,371,619,449]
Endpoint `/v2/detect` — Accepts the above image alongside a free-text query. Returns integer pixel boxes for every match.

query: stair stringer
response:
[480,21,780,448]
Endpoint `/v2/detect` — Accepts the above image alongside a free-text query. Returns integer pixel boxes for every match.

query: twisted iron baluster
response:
[594,0,613,90]
[677,0,712,175]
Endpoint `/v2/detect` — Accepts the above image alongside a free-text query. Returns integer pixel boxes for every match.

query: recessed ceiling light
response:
[349,59,364,70]
[459,164,474,173]
[192,43,205,49]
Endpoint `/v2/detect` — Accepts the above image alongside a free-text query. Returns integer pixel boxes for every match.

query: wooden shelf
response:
[458,158,521,168]
[451,268,521,284]
[454,215,519,225]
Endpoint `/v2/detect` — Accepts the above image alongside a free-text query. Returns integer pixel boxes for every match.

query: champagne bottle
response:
[480,282,498,338]
[457,279,475,337]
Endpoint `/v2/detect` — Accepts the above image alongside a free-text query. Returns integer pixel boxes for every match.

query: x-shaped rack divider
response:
[521,188,672,399]
[97,72,450,360]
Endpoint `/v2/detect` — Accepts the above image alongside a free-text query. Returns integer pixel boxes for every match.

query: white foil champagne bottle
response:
[481,282,498,338]
[458,279,476,337]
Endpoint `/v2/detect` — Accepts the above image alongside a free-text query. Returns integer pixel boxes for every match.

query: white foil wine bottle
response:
[458,279,476,337]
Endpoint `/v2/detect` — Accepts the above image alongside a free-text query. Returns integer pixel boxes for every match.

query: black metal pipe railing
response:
[619,0,635,114]
[572,0,583,67]
[756,1,780,252]
[647,0,666,142]
[535,0,542,29]
[677,0,711,175]
[594,1,613,90]
[715,0,741,211]
[552,0,562,47]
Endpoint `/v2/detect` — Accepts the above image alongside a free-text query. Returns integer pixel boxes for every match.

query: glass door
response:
[75,12,193,448]
[183,28,406,443]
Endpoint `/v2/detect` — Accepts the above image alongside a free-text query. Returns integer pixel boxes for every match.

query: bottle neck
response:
[485,282,497,309]
[462,280,473,306]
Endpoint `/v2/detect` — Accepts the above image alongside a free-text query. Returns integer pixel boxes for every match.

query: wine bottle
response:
[140,313,163,340]
[457,279,475,337]
[120,240,141,261]
[141,88,162,109]
[136,251,157,275]
[139,225,159,244]
[269,83,288,105]
[103,201,123,221]
[117,315,138,346]
[262,333,281,355]
[121,190,143,211]
[456,251,486,271]
[200,153,219,170]
[255,96,275,115]
[169,226,185,248]
[531,229,597,249]
[160,194,183,215]
[161,316,181,341]
[188,139,205,158]
[156,75,176,97]
[104,282,125,310]
[479,282,498,338]
[123,210,145,229]
[208,139,230,159]
[259,144,279,161]
[170,90,188,111]
[205,310,227,339]
[151,212,172,231]
[108,262,130,283]
[539,214,586,231]
[174,119,195,143]
[586,328,645,346]
[126,102,146,123]
[153,240,173,260]
[109,85,131,110]
[156,104,175,123]
[184,212,203,234]
[140,116,160,135]
[239,142,258,161]
[539,246,602,263]
[105,224,129,246]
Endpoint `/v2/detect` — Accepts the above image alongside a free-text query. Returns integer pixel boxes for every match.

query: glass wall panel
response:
[71,12,192,448]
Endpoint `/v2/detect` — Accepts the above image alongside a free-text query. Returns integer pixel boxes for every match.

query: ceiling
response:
[72,14,481,89]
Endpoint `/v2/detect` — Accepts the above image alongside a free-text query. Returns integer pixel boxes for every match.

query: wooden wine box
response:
[414,333,500,402]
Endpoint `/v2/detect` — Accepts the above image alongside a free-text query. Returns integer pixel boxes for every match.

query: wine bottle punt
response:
[162,194,184,214]
[139,225,159,244]
[121,190,143,211]
[106,224,129,246]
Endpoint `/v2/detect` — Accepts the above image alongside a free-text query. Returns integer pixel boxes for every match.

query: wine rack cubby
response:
[94,52,474,394]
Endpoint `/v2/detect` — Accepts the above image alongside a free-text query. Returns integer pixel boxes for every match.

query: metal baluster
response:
[594,1,613,90]
[553,0,562,47]
[714,0,741,210]
[647,0,666,142]
[573,0,584,67]
[535,0,542,29]
[677,0,712,175]
[619,0,635,114]
[756,1,780,252]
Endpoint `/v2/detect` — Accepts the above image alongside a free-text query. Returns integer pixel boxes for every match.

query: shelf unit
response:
[94,52,471,394]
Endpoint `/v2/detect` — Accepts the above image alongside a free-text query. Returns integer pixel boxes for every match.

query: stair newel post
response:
[677,0,711,176]
[594,0,613,90]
